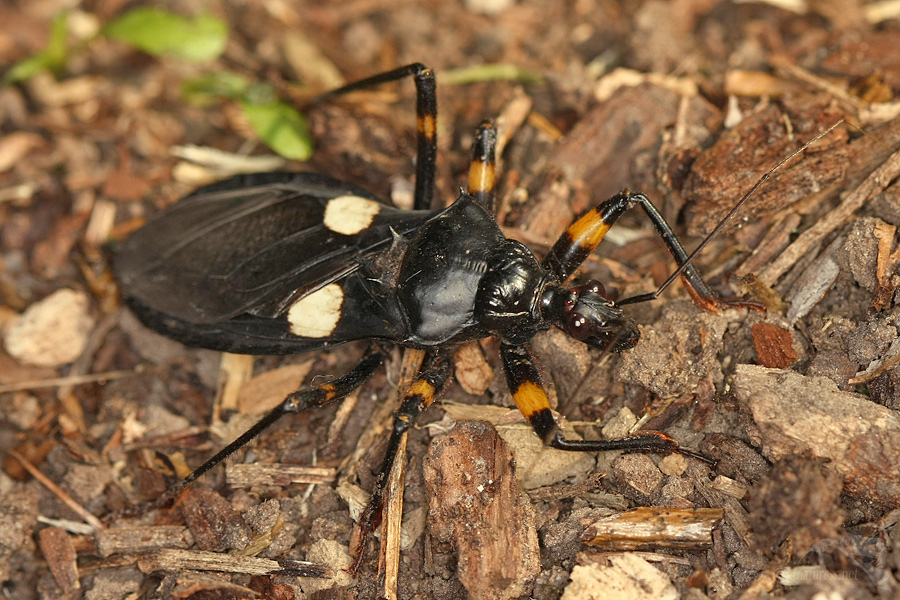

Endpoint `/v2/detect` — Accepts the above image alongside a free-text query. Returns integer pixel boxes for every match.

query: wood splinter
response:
[581,507,724,550]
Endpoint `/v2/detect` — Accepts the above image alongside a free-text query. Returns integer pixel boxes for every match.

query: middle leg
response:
[500,342,713,463]
[350,353,454,573]
[466,120,498,212]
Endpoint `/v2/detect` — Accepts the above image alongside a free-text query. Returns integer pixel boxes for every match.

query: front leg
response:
[542,190,760,312]
[499,342,712,462]
[319,64,438,211]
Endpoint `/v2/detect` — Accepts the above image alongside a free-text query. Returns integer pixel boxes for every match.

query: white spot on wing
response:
[323,195,382,235]
[287,283,344,337]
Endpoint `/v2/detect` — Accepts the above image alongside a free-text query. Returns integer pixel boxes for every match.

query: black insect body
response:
[114,64,755,570]
[117,171,438,354]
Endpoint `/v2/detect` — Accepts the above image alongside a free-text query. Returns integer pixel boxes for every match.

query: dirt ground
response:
[1,1,900,599]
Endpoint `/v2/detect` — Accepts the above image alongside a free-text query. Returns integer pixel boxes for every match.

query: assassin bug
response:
[114,63,769,570]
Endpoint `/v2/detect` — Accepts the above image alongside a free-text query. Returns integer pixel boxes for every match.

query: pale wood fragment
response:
[581,507,723,550]
[136,548,327,577]
[226,463,335,487]
[95,525,193,557]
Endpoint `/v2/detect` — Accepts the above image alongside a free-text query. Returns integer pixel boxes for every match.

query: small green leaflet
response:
[240,101,313,161]
[105,8,228,62]
[4,13,69,83]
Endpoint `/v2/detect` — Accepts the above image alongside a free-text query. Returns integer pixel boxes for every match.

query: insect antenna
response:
[618,119,844,307]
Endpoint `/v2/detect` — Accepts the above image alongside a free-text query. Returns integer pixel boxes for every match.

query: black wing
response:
[115,172,436,326]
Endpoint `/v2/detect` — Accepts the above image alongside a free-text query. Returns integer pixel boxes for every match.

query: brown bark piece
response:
[732,364,900,507]
[38,527,80,594]
[872,219,900,311]
[699,433,770,482]
[762,140,900,288]
[615,302,728,398]
[841,217,885,293]
[746,457,843,557]
[609,454,663,505]
[179,486,252,552]
[452,341,495,396]
[581,507,723,550]
[751,323,798,368]
[423,420,540,600]
[521,83,720,244]
[821,31,900,89]
[0,476,39,584]
[551,84,720,205]
[683,101,849,237]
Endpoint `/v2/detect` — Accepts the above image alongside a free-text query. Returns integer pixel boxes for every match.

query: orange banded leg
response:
[542,190,634,282]
[613,193,761,311]
[350,355,453,574]
[107,353,385,521]
[319,64,438,211]
[542,190,757,312]
[500,342,713,462]
[467,121,498,212]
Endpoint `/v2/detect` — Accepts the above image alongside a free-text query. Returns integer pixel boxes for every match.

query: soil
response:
[1,1,900,599]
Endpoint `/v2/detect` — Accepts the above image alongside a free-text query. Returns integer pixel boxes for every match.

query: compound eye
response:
[583,280,607,298]
[566,313,591,341]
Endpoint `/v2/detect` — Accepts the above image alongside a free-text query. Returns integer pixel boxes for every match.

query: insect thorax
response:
[473,239,551,345]
[397,194,551,347]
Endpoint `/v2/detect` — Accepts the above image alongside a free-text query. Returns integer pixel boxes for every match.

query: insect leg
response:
[108,353,385,520]
[542,190,756,311]
[350,355,453,574]
[320,64,438,211]
[467,120,498,212]
[500,342,712,462]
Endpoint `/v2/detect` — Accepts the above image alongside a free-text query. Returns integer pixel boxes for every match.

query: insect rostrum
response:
[113,63,752,570]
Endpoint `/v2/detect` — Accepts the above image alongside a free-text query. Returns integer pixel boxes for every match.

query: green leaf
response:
[182,71,250,105]
[105,8,227,62]
[240,101,313,160]
[4,13,69,83]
